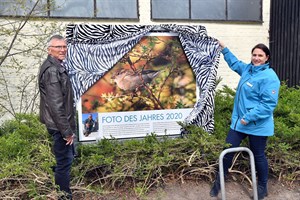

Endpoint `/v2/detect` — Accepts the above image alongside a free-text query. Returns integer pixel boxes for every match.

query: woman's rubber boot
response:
[209,174,221,197]
[257,185,268,200]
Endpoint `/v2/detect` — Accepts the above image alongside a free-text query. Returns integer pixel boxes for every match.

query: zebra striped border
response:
[65,24,221,133]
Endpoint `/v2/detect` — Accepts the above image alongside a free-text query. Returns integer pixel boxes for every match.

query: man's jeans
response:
[48,129,74,198]
[222,129,268,187]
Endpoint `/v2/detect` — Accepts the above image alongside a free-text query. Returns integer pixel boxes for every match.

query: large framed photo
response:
[77,32,198,141]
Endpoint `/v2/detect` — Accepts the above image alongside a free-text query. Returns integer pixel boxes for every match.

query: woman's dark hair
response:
[251,43,271,63]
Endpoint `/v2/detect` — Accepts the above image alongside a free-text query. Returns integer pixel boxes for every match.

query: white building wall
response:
[0,0,270,121]
[70,0,270,89]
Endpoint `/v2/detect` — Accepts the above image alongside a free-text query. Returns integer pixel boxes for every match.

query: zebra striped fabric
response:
[65,24,221,133]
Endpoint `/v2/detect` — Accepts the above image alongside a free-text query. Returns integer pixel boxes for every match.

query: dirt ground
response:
[73,179,300,200]
[76,178,300,200]
[145,179,300,200]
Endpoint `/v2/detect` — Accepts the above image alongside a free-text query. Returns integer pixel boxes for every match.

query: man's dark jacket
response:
[38,55,76,138]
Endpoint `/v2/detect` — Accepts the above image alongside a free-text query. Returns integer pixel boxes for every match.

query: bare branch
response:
[0,0,40,67]
[0,68,16,117]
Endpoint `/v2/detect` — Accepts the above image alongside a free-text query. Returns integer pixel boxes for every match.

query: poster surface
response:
[78,33,197,141]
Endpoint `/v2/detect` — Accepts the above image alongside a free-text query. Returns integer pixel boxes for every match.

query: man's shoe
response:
[257,185,268,200]
[58,191,72,200]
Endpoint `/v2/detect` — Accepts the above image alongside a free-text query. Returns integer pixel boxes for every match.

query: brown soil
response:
[73,178,300,200]
[146,179,300,200]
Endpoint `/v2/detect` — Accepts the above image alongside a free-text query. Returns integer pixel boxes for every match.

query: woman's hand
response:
[218,40,226,50]
[241,118,248,125]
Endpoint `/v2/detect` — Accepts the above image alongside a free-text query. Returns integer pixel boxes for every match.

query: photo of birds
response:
[111,69,161,92]
[81,35,196,113]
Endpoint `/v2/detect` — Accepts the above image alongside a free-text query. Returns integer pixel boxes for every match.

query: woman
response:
[210,42,280,199]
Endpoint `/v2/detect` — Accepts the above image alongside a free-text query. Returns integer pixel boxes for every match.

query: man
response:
[84,114,95,137]
[38,35,75,199]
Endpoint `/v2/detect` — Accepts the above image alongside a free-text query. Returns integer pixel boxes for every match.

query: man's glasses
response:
[50,45,67,50]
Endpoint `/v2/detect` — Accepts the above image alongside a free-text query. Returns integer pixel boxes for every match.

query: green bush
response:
[0,83,299,199]
[268,84,300,180]
[0,114,55,198]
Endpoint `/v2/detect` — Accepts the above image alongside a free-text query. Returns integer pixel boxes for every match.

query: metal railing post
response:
[219,147,258,200]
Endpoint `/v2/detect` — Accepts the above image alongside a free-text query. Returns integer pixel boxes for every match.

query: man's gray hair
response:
[47,34,65,48]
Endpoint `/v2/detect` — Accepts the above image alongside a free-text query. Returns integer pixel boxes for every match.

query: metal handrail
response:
[219,147,258,200]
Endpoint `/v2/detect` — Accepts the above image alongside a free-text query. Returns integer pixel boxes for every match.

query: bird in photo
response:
[111,69,161,92]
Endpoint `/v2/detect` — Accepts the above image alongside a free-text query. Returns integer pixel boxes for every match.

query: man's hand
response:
[64,134,75,145]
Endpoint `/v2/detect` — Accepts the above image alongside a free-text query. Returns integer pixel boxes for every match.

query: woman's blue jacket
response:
[221,47,280,136]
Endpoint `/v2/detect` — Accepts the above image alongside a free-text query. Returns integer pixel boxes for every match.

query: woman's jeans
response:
[222,129,268,188]
[48,129,74,198]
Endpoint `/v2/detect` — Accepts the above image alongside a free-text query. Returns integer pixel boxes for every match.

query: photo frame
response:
[77,32,199,141]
